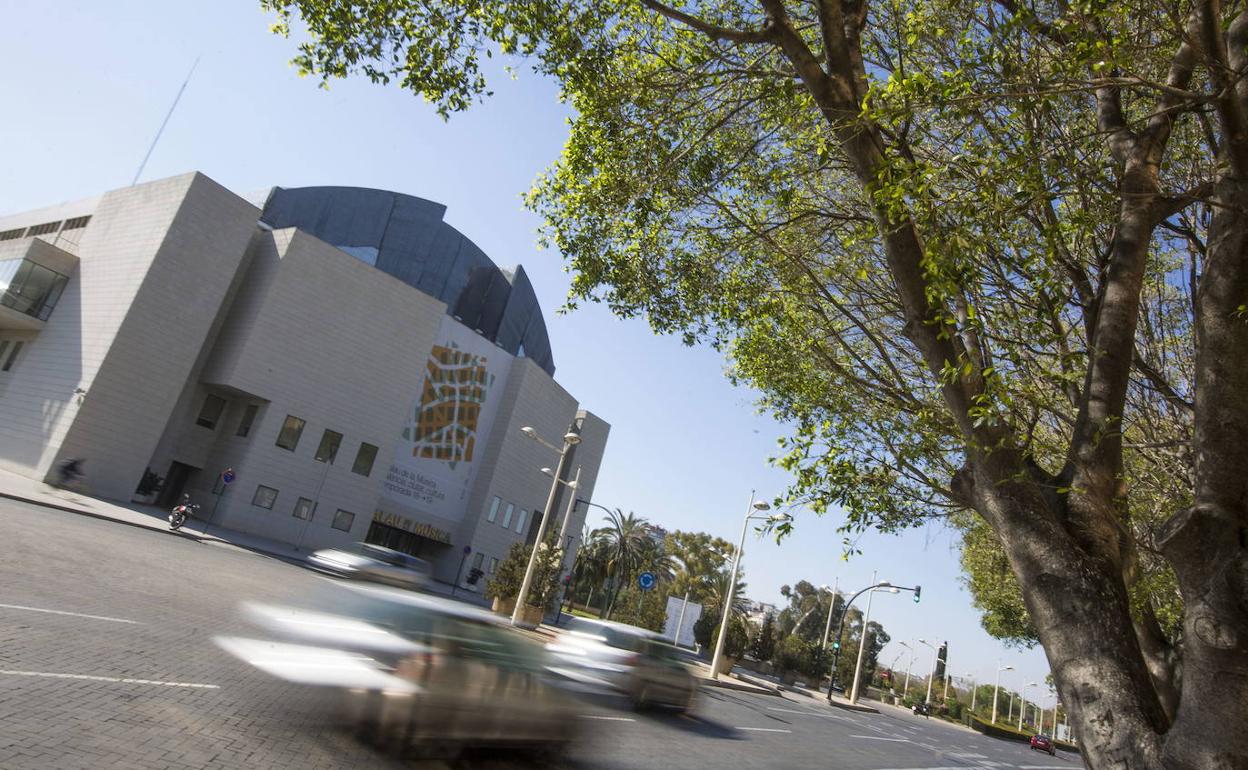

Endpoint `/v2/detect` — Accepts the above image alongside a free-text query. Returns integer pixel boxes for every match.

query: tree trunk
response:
[1156,177,1248,770]
[971,463,1168,769]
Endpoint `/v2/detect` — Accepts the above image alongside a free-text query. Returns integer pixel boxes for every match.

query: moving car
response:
[307,542,431,591]
[1030,733,1057,756]
[545,616,698,712]
[215,583,577,756]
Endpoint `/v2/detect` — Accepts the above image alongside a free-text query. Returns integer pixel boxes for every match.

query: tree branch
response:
[641,0,777,44]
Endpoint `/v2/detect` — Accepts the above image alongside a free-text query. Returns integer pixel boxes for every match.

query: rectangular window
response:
[472,552,485,569]
[515,509,528,534]
[314,429,343,463]
[292,497,315,520]
[486,496,501,523]
[195,394,227,429]
[25,221,61,237]
[252,485,278,509]
[275,415,305,451]
[0,228,24,241]
[62,215,91,230]
[331,509,355,532]
[500,503,514,529]
[236,404,258,437]
[351,442,378,476]
[488,557,499,574]
[1,341,24,372]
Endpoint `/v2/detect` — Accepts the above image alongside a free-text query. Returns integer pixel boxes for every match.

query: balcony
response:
[0,242,74,329]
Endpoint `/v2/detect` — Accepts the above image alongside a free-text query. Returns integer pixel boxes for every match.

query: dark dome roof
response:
[260,186,554,375]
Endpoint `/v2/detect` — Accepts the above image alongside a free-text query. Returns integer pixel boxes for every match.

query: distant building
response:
[0,173,609,585]
[744,599,779,626]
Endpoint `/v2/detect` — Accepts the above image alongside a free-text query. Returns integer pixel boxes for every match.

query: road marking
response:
[737,727,792,733]
[0,603,138,624]
[767,706,852,721]
[577,715,636,722]
[0,670,218,689]
[849,734,911,742]
[1019,766,1069,769]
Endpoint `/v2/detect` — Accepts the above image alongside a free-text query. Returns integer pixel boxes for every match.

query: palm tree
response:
[594,509,651,617]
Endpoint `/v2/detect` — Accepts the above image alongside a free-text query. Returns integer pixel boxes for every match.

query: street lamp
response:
[819,578,840,651]
[1019,681,1038,731]
[900,642,916,698]
[849,579,900,703]
[511,426,580,627]
[709,492,788,678]
[991,662,1014,724]
[916,639,938,704]
[825,578,918,702]
[964,672,978,711]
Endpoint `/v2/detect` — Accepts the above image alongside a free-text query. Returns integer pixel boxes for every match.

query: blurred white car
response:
[307,542,431,591]
[546,617,698,712]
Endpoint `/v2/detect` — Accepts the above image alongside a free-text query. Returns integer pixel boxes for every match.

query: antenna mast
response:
[131,56,200,186]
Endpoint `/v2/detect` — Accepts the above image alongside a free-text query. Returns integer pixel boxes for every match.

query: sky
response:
[0,0,1054,705]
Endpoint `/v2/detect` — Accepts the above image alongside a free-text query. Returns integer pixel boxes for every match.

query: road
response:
[0,498,1080,769]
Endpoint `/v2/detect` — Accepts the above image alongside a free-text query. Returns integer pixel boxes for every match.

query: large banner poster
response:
[381,316,511,526]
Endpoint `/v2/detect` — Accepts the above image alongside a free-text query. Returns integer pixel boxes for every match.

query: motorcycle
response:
[912,702,930,718]
[169,498,199,531]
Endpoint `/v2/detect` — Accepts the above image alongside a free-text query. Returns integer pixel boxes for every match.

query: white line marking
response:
[577,714,636,722]
[1020,766,1069,769]
[737,727,792,733]
[0,603,138,624]
[767,706,852,721]
[0,670,218,689]
[849,734,911,742]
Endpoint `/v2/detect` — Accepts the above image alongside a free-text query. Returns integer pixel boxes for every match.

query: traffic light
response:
[832,641,841,650]
[913,585,922,603]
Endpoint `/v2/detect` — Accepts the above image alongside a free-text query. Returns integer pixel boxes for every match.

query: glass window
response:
[472,552,485,569]
[252,485,278,509]
[486,496,501,522]
[1,341,23,372]
[275,415,305,451]
[500,503,514,529]
[236,404,258,438]
[331,509,355,532]
[488,557,499,574]
[515,509,528,534]
[351,442,378,476]
[314,429,343,463]
[195,394,227,429]
[292,497,315,520]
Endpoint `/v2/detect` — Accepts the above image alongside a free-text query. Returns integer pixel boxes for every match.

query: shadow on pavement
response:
[639,710,743,740]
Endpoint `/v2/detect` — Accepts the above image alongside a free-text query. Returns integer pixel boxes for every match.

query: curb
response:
[700,675,783,697]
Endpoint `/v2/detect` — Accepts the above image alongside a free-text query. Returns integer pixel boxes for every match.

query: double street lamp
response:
[991,661,1014,724]
[916,638,946,705]
[511,426,580,628]
[825,577,918,704]
[709,492,789,678]
[1019,680,1039,731]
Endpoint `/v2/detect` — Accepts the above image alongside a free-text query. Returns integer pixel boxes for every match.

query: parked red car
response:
[1030,734,1057,756]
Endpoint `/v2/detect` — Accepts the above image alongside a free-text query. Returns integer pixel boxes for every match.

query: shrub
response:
[710,614,753,659]
[485,535,565,609]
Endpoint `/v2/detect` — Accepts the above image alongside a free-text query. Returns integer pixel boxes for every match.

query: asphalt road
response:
[0,499,1082,769]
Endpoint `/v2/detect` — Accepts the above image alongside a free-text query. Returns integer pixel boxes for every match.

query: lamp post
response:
[901,643,915,698]
[710,492,787,678]
[825,579,919,701]
[991,662,1014,725]
[511,426,580,627]
[1019,681,1038,731]
[916,638,939,704]
[850,574,901,703]
[819,577,840,651]
[965,673,978,712]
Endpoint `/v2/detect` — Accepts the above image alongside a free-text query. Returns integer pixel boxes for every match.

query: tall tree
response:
[263,1,1248,765]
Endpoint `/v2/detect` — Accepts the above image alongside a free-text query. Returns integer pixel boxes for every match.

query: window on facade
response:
[314,429,342,463]
[25,221,61,237]
[252,485,278,509]
[472,552,485,569]
[0,228,24,241]
[515,509,528,534]
[486,496,501,523]
[236,404,258,438]
[62,216,91,230]
[488,557,499,574]
[292,497,315,520]
[1,341,24,372]
[501,503,514,529]
[195,394,227,429]
[331,509,355,532]
[275,415,305,451]
[351,442,378,476]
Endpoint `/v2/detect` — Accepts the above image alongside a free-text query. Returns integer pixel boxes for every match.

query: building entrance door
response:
[156,461,199,508]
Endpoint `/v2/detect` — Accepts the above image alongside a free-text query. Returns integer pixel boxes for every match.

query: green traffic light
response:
[913,585,922,603]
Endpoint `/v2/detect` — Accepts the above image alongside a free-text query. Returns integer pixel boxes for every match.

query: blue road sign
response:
[638,572,656,591]
[221,468,236,485]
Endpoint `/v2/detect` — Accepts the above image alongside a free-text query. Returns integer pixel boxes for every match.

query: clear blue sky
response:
[0,1,1053,705]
